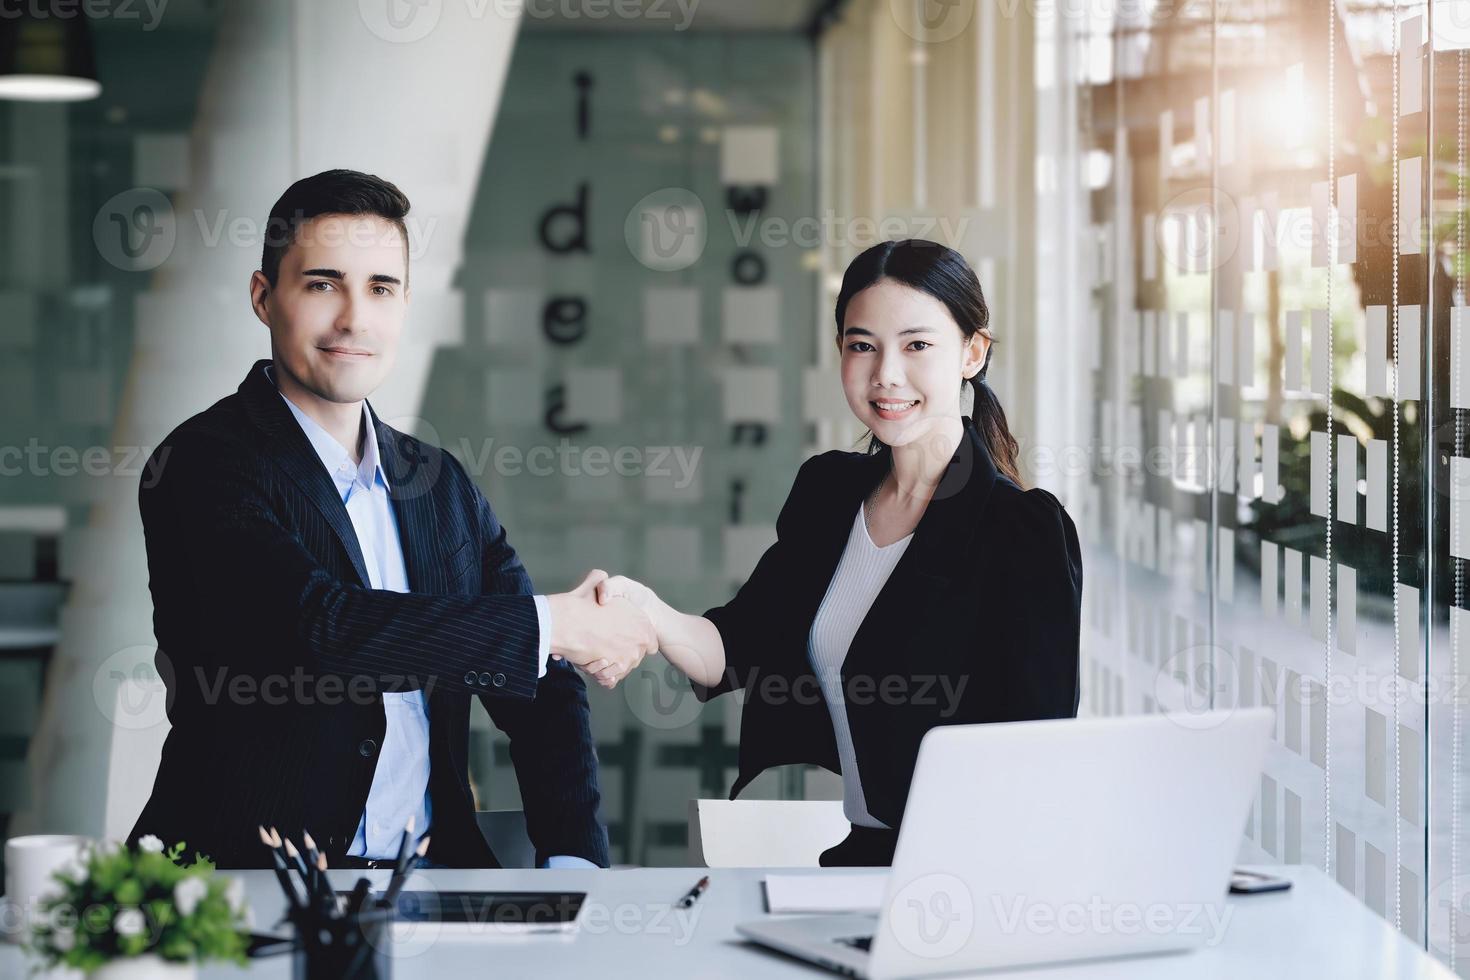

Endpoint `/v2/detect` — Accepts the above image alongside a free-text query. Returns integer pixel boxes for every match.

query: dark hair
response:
[259,169,411,287]
[833,239,1023,487]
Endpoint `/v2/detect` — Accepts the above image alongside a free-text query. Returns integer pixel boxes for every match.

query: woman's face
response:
[838,278,987,448]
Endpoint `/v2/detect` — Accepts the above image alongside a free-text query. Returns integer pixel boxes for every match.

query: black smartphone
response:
[1229,869,1292,894]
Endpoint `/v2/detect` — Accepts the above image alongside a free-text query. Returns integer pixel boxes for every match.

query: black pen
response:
[676,875,709,909]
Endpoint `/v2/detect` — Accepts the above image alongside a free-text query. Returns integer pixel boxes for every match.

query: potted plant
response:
[25,836,251,979]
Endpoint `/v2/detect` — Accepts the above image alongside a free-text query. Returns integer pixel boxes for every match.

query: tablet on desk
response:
[339,891,588,936]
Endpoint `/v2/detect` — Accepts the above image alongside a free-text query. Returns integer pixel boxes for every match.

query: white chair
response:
[687,799,849,868]
[104,677,171,842]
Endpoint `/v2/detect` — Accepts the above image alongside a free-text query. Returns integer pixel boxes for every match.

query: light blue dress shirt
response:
[270,368,593,868]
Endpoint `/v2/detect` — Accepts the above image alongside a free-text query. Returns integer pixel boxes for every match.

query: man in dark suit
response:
[128,169,654,869]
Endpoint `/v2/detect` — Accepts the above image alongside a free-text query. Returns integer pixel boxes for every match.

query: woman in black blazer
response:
[595,239,1082,866]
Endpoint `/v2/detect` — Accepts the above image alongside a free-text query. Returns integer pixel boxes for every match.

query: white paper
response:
[764,873,890,914]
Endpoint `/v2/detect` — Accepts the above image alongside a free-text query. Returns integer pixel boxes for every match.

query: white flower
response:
[93,839,121,859]
[136,835,164,854]
[173,877,207,918]
[224,877,245,915]
[113,908,146,937]
[51,928,75,952]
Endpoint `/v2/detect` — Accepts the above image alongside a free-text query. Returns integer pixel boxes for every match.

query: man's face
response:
[250,213,409,404]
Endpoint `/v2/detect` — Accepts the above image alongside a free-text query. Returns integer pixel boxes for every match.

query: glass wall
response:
[820,0,1463,970]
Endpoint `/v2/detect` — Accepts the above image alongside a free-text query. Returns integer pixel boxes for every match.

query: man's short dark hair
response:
[260,169,411,287]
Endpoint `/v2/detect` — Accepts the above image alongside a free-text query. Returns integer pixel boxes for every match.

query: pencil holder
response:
[289,903,394,980]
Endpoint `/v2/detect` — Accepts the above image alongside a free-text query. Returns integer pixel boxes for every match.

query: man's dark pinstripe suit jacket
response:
[126,359,609,869]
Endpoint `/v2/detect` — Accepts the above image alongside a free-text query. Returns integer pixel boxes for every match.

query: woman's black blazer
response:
[694,415,1083,830]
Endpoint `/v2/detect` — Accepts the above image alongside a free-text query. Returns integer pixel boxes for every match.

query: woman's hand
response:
[566,574,662,689]
[594,574,658,615]
[553,571,725,690]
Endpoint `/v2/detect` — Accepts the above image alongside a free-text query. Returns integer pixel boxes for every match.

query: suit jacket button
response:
[477,671,492,687]
[463,670,477,686]
[491,672,507,688]
[358,739,376,757]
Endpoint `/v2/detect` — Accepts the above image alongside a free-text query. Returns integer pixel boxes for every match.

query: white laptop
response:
[737,707,1274,979]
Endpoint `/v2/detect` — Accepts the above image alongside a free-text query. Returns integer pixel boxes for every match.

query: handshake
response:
[546,569,662,690]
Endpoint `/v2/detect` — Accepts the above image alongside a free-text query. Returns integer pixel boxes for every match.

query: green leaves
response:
[25,839,250,970]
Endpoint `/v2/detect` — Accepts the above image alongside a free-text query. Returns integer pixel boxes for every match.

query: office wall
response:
[817,0,1470,972]
[430,30,820,866]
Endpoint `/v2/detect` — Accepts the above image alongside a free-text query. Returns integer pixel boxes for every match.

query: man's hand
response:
[594,574,658,614]
[547,569,657,689]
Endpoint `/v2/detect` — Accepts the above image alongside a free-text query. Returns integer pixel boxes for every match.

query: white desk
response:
[3,864,1455,978]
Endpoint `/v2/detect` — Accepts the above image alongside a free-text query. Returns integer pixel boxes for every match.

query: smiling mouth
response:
[872,399,920,418]
[319,346,372,357]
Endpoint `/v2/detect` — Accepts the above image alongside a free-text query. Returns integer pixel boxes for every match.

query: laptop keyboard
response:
[836,936,873,952]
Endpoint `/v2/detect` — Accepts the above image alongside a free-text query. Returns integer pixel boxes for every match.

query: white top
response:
[808,503,914,829]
